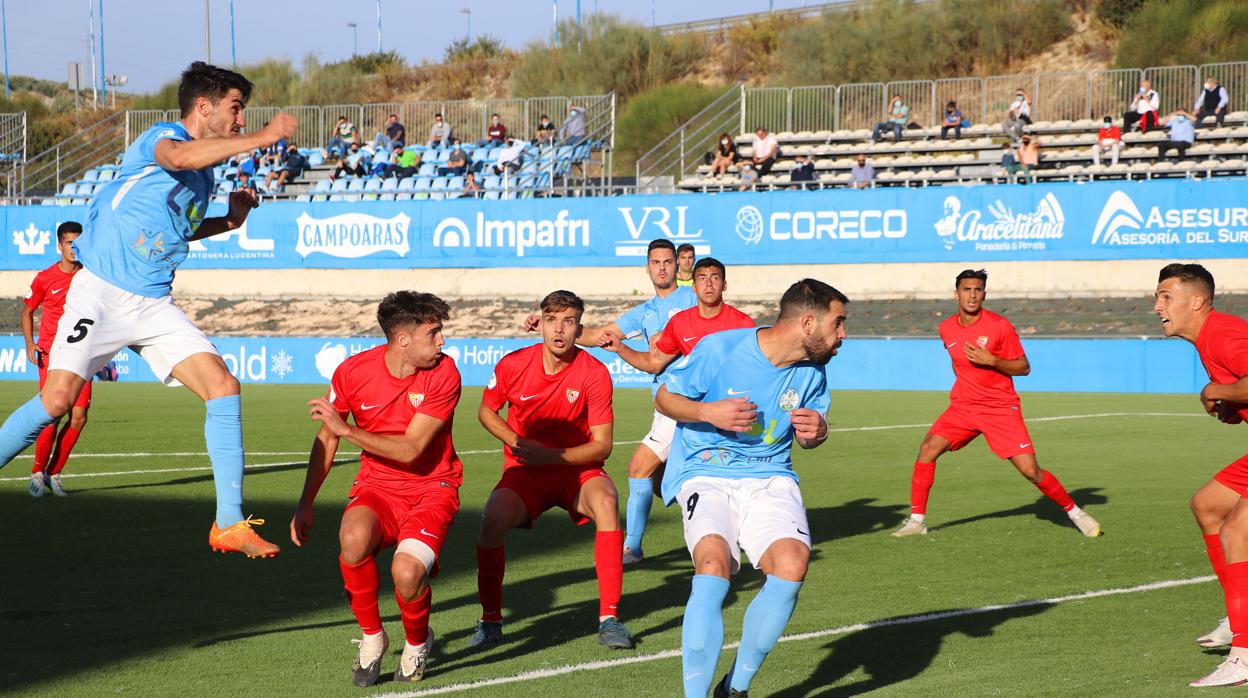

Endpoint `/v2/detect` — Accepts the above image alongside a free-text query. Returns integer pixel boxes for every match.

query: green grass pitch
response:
[0,382,1239,696]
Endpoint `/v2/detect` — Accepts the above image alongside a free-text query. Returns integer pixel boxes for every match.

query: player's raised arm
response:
[154,111,297,172]
[291,415,343,547]
[599,330,676,374]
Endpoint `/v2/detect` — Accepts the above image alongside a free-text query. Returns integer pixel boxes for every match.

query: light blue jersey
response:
[615,284,696,394]
[660,327,830,503]
[75,122,214,298]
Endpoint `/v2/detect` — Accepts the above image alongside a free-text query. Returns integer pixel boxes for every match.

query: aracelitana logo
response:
[734,204,907,245]
[12,223,51,255]
[615,206,708,257]
[295,212,410,258]
[935,194,1064,252]
[433,210,590,258]
[1091,190,1248,247]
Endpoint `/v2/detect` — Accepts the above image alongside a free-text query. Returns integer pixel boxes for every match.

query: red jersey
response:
[24,263,78,353]
[481,344,613,470]
[939,309,1026,407]
[329,345,463,492]
[1195,310,1248,423]
[655,303,755,357]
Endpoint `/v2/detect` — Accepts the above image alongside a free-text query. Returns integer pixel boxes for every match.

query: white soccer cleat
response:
[48,474,69,498]
[622,546,643,565]
[1190,656,1248,687]
[28,472,46,498]
[1197,617,1232,649]
[394,627,435,683]
[350,629,389,687]
[891,516,928,538]
[1068,509,1102,537]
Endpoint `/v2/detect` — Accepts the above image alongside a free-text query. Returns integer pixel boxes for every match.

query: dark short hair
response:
[646,238,676,258]
[377,291,450,339]
[755,126,767,132]
[434,113,443,119]
[693,257,726,279]
[676,243,695,255]
[1159,263,1215,299]
[955,269,988,288]
[491,112,500,118]
[389,113,398,119]
[177,62,253,118]
[779,279,849,320]
[56,221,82,242]
[540,290,585,316]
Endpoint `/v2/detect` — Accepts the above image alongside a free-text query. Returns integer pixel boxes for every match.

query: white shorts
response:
[640,409,677,461]
[677,475,811,574]
[48,268,219,386]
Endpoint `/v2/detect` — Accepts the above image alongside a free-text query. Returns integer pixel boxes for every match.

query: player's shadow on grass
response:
[772,601,1052,697]
[808,498,910,543]
[75,460,348,493]
[933,487,1108,533]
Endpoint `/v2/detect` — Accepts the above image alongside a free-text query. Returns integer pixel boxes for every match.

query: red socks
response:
[476,544,505,622]
[910,461,936,515]
[595,530,624,619]
[1206,533,1229,584]
[1033,470,1075,512]
[1226,561,1248,649]
[396,587,431,645]
[32,424,55,474]
[339,556,383,635]
[49,426,82,476]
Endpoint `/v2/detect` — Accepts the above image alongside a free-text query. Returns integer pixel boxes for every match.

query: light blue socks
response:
[0,395,54,468]
[205,395,244,527]
[730,575,803,692]
[624,477,654,554]
[682,574,730,697]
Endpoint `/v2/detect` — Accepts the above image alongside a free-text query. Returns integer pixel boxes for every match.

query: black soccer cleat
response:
[714,673,748,698]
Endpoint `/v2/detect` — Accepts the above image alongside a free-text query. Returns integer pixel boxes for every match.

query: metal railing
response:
[636,84,744,188]
[0,112,27,197]
[21,112,126,197]
[653,0,924,36]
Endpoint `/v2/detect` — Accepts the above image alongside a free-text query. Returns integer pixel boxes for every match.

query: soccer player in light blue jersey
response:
[0,62,297,558]
[526,238,696,564]
[655,278,846,698]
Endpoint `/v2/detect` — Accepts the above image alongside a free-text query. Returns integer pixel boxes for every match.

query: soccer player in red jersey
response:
[290,292,462,687]
[473,290,634,651]
[893,269,1101,538]
[22,222,92,498]
[1153,264,1248,687]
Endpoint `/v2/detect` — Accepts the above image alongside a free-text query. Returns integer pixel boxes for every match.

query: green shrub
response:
[445,35,508,63]
[1116,0,1248,68]
[1097,0,1145,27]
[614,82,727,175]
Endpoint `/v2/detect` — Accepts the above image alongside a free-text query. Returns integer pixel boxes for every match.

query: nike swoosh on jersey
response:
[1019,442,1031,448]
[360,403,380,410]
[419,528,439,539]
[726,388,748,396]
[519,394,538,401]
[50,288,64,295]
[946,342,958,347]
[682,336,697,342]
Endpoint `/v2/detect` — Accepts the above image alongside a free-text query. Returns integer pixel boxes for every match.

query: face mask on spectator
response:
[1015,95,1024,102]
[1104,118,1112,126]
[1176,115,1187,123]
[721,139,728,145]
[1139,87,1147,94]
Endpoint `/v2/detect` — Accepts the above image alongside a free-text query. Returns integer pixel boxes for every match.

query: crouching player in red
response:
[291,292,462,687]
[472,290,634,651]
[893,269,1101,538]
[1152,264,1248,688]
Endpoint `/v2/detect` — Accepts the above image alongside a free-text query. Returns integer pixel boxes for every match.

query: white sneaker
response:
[48,474,69,497]
[891,516,928,538]
[1197,617,1233,649]
[350,629,389,688]
[1069,509,1102,537]
[394,627,434,683]
[28,472,46,498]
[622,546,643,565]
[1190,656,1248,687]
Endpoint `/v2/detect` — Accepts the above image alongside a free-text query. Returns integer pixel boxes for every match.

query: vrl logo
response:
[615,206,709,257]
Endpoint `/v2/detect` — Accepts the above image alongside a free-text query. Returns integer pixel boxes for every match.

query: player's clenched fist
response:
[701,396,757,432]
[790,408,827,445]
[264,112,299,142]
[309,397,351,437]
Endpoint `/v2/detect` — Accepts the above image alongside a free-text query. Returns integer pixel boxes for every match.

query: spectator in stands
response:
[391,147,421,179]
[327,115,358,160]
[430,113,454,148]
[1194,76,1230,129]
[1091,115,1122,167]
[1124,79,1160,133]
[228,151,257,182]
[1013,135,1041,184]
[737,162,758,191]
[330,142,369,181]
[534,114,556,145]
[440,140,470,176]
[1157,109,1196,161]
[710,133,739,178]
[485,114,507,146]
[557,105,587,146]
[372,113,406,152]
[262,124,287,168]
[462,170,482,198]
[751,127,779,177]
[264,142,307,192]
[236,170,257,194]
[370,144,404,179]
[849,154,875,189]
[940,101,964,140]
[789,154,816,190]
[871,95,910,144]
[1003,89,1032,143]
[494,137,526,176]
[676,243,695,286]
[1000,142,1018,181]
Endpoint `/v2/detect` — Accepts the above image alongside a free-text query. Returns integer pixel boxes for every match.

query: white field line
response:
[384,574,1217,697]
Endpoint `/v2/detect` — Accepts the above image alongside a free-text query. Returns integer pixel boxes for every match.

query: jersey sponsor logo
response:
[432,209,590,258]
[1091,189,1248,247]
[935,193,1064,252]
[977,336,988,347]
[409,392,425,408]
[566,388,580,403]
[295,211,411,258]
[616,205,707,257]
[12,223,51,255]
[778,388,799,412]
[737,204,908,245]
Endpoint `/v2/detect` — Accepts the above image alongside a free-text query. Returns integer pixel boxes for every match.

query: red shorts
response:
[38,361,92,410]
[930,403,1035,460]
[345,480,460,559]
[494,465,610,527]
[1215,454,1248,496]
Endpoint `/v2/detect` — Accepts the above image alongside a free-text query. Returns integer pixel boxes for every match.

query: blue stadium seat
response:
[364,178,384,192]
[482,175,501,190]
[96,169,115,182]
[483,190,500,200]
[295,194,312,202]
[373,150,390,165]
[70,197,89,205]
[395,193,413,201]
[347,178,367,192]
[59,183,76,196]
[397,176,417,192]
[312,179,332,193]
[429,177,448,200]
[40,198,56,206]
[379,193,395,201]
[418,162,435,177]
[82,169,99,183]
[330,178,350,193]
[223,166,239,179]
[217,180,236,194]
[432,149,449,165]
[307,151,325,167]
[74,182,94,196]
[412,177,432,193]
[381,177,399,192]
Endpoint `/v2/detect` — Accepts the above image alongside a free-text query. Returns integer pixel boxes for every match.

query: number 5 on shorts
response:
[686,492,700,520]
[66,318,95,344]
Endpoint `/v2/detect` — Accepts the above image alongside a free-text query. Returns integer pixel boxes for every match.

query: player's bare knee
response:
[40,391,72,419]
[68,409,88,431]
[918,434,946,462]
[767,551,810,582]
[338,526,374,564]
[391,557,429,601]
[476,513,510,548]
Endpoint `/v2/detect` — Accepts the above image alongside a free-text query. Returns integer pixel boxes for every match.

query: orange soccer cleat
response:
[208,516,281,558]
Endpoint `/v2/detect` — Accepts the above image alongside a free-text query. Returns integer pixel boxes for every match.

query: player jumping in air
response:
[657,278,841,698]
[525,238,696,565]
[1151,264,1248,688]
[23,222,92,498]
[892,269,1101,538]
[475,290,634,651]
[292,292,462,686]
[0,62,297,557]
